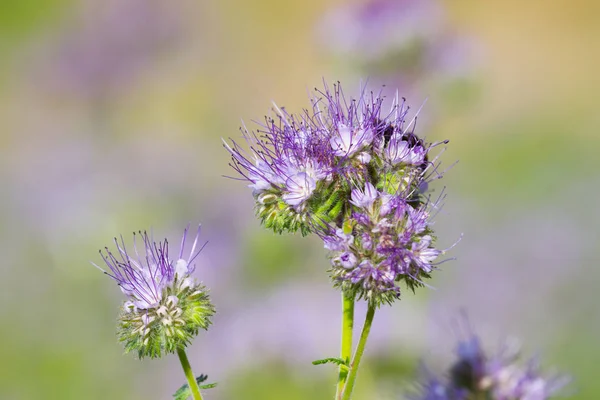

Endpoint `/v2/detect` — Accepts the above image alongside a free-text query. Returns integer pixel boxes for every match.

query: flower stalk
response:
[341,304,376,400]
[177,347,203,400]
[336,292,355,399]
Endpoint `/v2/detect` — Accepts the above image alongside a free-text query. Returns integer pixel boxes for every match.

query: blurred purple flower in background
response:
[411,321,569,400]
[39,0,184,100]
[317,0,477,95]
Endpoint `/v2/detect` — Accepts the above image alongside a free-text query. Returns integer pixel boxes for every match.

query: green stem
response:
[177,347,203,400]
[341,304,376,400]
[336,292,355,400]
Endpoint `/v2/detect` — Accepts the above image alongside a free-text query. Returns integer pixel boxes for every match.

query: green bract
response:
[118,277,214,359]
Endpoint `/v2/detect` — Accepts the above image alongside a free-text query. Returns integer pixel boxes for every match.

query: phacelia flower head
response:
[93,225,215,359]
[225,81,450,306]
[411,326,569,400]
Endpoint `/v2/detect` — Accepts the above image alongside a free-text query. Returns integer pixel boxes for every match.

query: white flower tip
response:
[156,305,168,317]
[175,259,189,278]
[181,277,196,291]
[166,295,179,307]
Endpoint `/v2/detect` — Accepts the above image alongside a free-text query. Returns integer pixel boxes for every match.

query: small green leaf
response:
[173,384,190,400]
[173,375,217,399]
[311,357,349,371]
[199,383,218,389]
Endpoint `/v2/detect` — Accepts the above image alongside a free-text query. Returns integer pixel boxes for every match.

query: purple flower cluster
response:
[326,194,444,305]
[411,333,569,400]
[225,81,449,305]
[224,82,391,234]
[94,226,214,358]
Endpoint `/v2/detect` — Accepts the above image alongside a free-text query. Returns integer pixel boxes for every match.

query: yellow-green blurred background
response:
[1,0,598,399]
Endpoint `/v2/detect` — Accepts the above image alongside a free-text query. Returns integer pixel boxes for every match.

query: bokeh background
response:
[1,0,598,399]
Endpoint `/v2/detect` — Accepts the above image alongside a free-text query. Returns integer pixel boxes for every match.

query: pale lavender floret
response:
[379,194,396,216]
[335,252,358,269]
[385,135,427,165]
[408,144,428,165]
[94,225,203,310]
[224,140,287,194]
[347,260,396,290]
[356,152,372,163]
[350,182,378,209]
[406,206,429,234]
[361,232,373,250]
[323,228,354,251]
[282,172,317,207]
[247,158,282,192]
[330,123,374,157]
[376,194,410,220]
[410,236,440,273]
[352,212,371,227]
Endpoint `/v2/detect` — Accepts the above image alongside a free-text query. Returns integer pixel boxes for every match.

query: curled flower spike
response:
[324,191,448,306]
[93,225,215,359]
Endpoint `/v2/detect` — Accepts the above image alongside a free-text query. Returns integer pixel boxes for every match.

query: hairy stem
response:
[336,292,355,399]
[341,304,376,400]
[177,347,203,400]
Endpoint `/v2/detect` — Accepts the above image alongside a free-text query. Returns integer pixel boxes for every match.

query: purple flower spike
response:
[282,172,317,207]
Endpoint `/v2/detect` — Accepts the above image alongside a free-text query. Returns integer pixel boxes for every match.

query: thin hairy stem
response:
[177,347,203,400]
[336,292,355,399]
[341,304,376,400]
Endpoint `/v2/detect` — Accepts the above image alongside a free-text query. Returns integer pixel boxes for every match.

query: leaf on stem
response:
[173,375,217,399]
[312,357,349,372]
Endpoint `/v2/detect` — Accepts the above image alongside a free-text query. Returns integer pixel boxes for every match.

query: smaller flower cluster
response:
[411,333,569,400]
[94,226,215,359]
[325,188,441,306]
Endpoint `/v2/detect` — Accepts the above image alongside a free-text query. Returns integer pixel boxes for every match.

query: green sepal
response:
[256,199,312,236]
[342,218,355,235]
[311,357,349,372]
[173,375,217,400]
[377,170,407,194]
